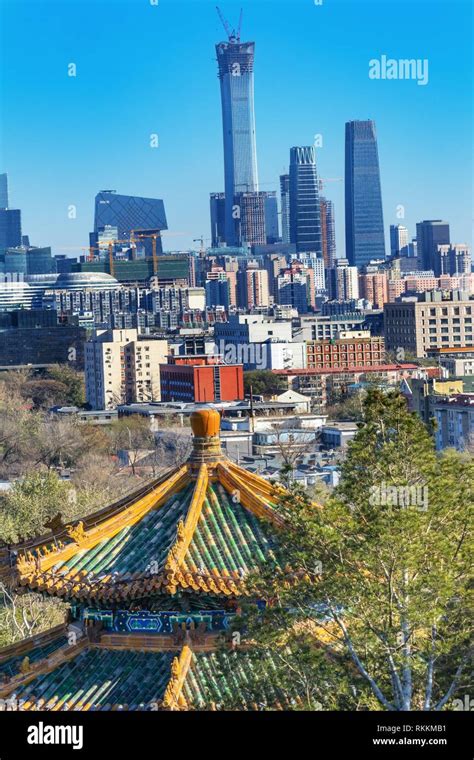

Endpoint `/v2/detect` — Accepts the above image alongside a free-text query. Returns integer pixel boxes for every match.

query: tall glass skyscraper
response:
[216,32,259,246]
[416,220,450,273]
[345,120,386,268]
[280,174,290,244]
[263,191,279,244]
[0,174,9,209]
[0,209,22,256]
[289,146,322,255]
[390,224,409,258]
[93,191,167,238]
[2,246,55,276]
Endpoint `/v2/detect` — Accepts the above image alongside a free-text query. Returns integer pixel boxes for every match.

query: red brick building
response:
[160,355,244,403]
[306,332,385,370]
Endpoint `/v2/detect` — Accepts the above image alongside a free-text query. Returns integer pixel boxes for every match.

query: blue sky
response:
[0,0,472,257]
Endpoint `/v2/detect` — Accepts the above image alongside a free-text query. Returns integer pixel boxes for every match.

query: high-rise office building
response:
[0,174,9,209]
[91,191,167,255]
[390,225,409,258]
[263,191,279,244]
[234,191,266,246]
[280,174,290,244]
[216,23,259,246]
[320,196,336,267]
[0,209,22,255]
[289,146,322,255]
[211,190,275,247]
[54,255,77,274]
[210,192,226,248]
[345,120,386,268]
[416,220,450,274]
[2,246,55,276]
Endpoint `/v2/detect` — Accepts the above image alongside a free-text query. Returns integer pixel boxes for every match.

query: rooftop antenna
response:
[216,6,242,42]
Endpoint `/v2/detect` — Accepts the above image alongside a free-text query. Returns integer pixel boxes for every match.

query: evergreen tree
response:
[220,390,472,711]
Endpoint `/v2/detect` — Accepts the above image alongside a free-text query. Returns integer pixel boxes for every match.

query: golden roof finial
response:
[189,408,224,464]
[190,408,221,439]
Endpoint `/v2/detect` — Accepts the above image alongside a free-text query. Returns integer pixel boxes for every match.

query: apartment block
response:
[306,331,385,370]
[384,292,474,357]
[402,377,465,427]
[435,244,471,277]
[236,266,270,309]
[433,394,474,451]
[327,259,359,301]
[85,328,168,410]
[359,271,388,309]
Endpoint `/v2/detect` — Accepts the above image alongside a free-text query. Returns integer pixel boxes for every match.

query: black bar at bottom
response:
[0,709,470,758]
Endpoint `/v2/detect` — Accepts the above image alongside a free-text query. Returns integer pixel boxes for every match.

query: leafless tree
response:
[0,582,65,644]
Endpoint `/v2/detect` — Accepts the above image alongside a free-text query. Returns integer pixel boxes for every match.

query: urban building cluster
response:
[0,13,472,457]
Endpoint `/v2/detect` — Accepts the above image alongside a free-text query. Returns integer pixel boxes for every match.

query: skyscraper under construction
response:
[216,9,260,247]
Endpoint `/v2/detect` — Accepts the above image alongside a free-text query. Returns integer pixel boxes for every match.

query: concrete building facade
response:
[384,292,474,357]
[85,328,168,410]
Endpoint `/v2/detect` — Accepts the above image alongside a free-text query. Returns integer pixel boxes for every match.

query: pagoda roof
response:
[0,623,69,682]
[0,409,287,603]
[0,624,292,711]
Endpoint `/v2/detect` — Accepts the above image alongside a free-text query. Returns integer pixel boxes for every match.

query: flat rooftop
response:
[273,363,419,376]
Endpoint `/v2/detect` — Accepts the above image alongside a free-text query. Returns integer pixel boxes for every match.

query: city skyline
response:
[0,0,472,256]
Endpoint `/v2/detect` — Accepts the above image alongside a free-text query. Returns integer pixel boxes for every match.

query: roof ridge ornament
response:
[189,408,225,464]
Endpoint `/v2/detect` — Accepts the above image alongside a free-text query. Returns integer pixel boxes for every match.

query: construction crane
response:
[59,241,134,269]
[88,238,136,277]
[216,6,243,43]
[58,229,189,270]
[133,230,161,276]
[193,236,210,259]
